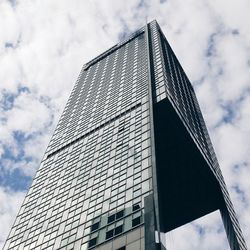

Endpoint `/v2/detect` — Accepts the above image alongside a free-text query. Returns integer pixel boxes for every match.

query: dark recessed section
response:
[154,99,223,232]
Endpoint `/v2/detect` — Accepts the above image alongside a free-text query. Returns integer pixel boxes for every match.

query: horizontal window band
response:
[46,103,142,159]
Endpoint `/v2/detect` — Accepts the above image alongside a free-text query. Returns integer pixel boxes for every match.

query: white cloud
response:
[165,210,230,250]
[0,0,249,249]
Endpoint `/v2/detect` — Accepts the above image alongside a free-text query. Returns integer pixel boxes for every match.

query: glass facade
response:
[3,20,247,250]
[4,26,151,250]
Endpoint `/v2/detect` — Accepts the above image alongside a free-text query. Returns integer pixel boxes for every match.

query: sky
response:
[0,0,249,249]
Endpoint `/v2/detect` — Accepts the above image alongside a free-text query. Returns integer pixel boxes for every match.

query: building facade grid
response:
[3,20,247,250]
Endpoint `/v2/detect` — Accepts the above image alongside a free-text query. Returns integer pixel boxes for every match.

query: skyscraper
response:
[3,20,247,250]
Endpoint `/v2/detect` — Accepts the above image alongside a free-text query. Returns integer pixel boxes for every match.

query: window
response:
[106,225,124,240]
[118,127,124,133]
[116,143,123,148]
[108,209,124,224]
[116,246,126,250]
[116,210,124,220]
[88,238,97,248]
[106,229,114,240]
[114,225,123,235]
[132,203,140,211]
[91,222,99,232]
[108,214,115,224]
[132,216,141,227]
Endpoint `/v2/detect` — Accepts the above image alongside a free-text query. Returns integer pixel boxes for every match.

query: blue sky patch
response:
[0,167,31,191]
[193,224,205,236]
[137,0,147,9]
[206,32,217,58]
[221,103,235,123]
[1,86,30,111]
[1,92,16,111]
[0,131,34,191]
[5,42,14,48]
[232,184,247,205]
[8,0,17,8]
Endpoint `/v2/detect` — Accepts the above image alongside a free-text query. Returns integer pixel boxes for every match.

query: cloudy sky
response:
[0,0,249,249]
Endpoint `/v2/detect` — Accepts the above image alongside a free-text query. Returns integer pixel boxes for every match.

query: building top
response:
[83,22,153,70]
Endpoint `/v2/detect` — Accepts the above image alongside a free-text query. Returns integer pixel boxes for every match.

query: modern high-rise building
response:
[3,20,247,250]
